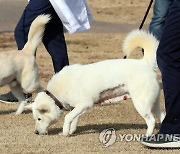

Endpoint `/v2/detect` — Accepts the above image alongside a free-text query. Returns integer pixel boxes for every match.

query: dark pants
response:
[157,0,180,134]
[14,0,69,73]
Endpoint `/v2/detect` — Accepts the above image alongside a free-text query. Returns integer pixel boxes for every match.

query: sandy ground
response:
[0,0,180,153]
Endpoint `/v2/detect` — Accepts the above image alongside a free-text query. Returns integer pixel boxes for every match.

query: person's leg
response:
[14,0,53,50]
[15,0,68,73]
[149,0,173,40]
[42,12,69,73]
[141,0,180,148]
[157,0,180,134]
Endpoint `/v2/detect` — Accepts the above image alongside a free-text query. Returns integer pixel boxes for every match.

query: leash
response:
[139,0,154,30]
[139,0,154,55]
[124,0,154,59]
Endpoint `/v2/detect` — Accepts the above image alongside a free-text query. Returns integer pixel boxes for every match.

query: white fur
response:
[0,15,51,114]
[30,30,165,136]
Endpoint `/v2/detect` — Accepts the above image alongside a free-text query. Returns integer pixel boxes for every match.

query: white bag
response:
[49,0,93,34]
[27,0,93,34]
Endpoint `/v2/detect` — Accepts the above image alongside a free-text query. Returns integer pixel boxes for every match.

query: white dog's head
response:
[30,92,63,135]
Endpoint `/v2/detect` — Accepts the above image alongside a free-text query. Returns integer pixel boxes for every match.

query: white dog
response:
[28,30,165,136]
[0,15,50,114]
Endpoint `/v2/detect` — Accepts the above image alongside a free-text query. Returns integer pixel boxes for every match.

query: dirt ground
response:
[0,0,179,153]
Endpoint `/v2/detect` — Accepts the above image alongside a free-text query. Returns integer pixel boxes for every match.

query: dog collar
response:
[45,90,64,110]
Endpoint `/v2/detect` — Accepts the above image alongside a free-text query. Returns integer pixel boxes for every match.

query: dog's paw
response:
[10,111,22,115]
[59,132,70,137]
[69,129,76,135]
[15,111,24,115]
[10,112,16,115]
[58,130,63,135]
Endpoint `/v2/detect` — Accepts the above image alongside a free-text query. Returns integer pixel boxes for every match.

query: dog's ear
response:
[37,105,50,114]
[39,108,49,114]
[24,103,33,110]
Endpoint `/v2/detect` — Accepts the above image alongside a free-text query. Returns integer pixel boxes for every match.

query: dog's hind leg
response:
[9,84,27,115]
[62,102,92,136]
[143,113,156,136]
[132,98,156,136]
[152,97,165,123]
[20,67,42,94]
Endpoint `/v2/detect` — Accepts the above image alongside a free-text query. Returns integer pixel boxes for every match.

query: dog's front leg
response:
[69,110,87,135]
[69,115,80,135]
[62,103,90,136]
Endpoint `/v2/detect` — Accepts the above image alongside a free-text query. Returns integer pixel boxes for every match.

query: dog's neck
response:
[45,90,64,110]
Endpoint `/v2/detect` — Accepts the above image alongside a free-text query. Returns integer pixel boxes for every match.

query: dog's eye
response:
[38,118,41,121]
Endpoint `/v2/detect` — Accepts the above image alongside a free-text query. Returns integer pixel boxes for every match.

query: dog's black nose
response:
[123,56,127,59]
[35,130,39,135]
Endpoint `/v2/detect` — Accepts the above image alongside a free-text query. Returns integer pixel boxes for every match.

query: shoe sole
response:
[141,141,180,148]
[0,100,18,104]
[0,97,32,104]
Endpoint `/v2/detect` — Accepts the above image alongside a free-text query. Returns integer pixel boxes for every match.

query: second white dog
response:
[28,30,165,136]
[0,15,50,114]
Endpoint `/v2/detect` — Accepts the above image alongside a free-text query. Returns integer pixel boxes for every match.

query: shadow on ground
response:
[48,123,161,136]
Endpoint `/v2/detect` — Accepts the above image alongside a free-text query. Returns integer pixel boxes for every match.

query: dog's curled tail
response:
[122,29,159,64]
[23,14,51,55]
